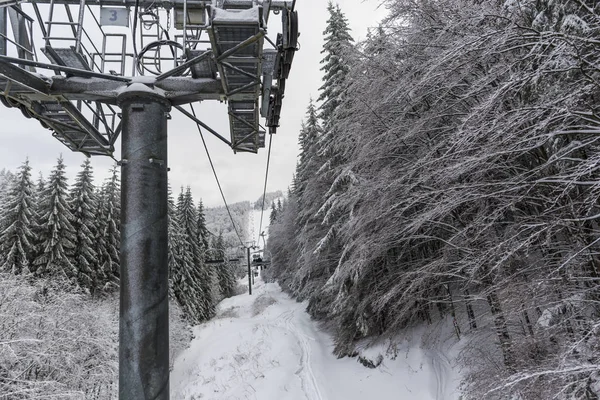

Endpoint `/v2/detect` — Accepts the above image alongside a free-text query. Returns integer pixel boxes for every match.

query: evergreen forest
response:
[266,1,600,398]
[0,159,240,397]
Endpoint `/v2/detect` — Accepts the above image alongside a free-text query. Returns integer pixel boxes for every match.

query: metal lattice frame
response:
[0,0,298,155]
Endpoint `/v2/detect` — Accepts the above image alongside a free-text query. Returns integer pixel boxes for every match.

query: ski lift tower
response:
[0,0,298,398]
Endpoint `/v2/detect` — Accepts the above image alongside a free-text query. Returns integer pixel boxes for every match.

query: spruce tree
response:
[0,169,15,236]
[178,187,200,267]
[0,169,15,200]
[317,2,354,125]
[177,187,216,322]
[298,101,321,172]
[33,156,77,280]
[269,201,278,224]
[98,166,120,289]
[69,159,100,292]
[316,2,354,169]
[35,172,45,196]
[31,173,46,262]
[197,199,210,251]
[215,233,225,260]
[296,101,324,219]
[95,183,108,286]
[214,232,236,299]
[167,185,190,311]
[313,3,355,248]
[0,159,37,274]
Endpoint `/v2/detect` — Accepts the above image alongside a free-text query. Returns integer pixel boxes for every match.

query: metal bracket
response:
[148,157,164,165]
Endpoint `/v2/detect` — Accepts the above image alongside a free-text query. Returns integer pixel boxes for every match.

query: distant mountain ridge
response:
[253,190,283,210]
[205,201,250,250]
[204,190,282,256]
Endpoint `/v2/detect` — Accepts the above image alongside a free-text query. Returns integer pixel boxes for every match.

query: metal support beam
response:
[232,129,258,149]
[7,6,33,59]
[175,104,232,147]
[0,59,50,93]
[155,49,212,82]
[0,73,226,103]
[247,246,252,295]
[74,0,85,53]
[226,80,259,97]
[229,110,257,131]
[118,88,170,400]
[0,7,6,56]
[0,54,131,81]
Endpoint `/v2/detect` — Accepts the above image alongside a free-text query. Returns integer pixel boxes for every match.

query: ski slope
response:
[170,278,463,400]
[247,207,269,250]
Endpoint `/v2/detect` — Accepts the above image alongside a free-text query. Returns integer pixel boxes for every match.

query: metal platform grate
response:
[187,49,218,79]
[43,46,90,71]
[208,4,264,153]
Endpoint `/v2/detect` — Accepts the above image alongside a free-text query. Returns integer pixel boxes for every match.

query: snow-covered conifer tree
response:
[30,172,46,262]
[176,187,215,321]
[69,159,100,292]
[33,156,77,280]
[178,187,200,264]
[34,172,45,197]
[317,2,354,125]
[0,169,15,235]
[214,232,236,299]
[0,169,15,199]
[295,101,324,223]
[297,101,321,184]
[0,159,37,274]
[97,166,120,289]
[269,201,278,224]
[196,199,210,251]
[168,185,191,312]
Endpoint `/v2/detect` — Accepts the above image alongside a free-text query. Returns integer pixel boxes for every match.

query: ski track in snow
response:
[170,282,329,400]
[170,279,462,400]
[278,309,324,400]
[430,349,452,400]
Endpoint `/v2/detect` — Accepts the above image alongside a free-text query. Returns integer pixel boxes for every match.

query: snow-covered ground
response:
[170,278,463,400]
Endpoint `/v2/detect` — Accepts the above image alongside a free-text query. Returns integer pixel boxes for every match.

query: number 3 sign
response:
[100,7,129,27]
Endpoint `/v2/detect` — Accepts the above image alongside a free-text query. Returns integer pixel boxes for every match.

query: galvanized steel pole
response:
[118,88,170,400]
[247,246,252,295]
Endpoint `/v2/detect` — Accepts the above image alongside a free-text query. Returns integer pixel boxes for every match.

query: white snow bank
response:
[171,279,463,399]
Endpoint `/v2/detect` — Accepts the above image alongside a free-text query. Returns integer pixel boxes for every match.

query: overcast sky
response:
[0,0,387,208]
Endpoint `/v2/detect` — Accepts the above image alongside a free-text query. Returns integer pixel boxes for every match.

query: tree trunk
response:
[521,304,534,336]
[465,288,477,330]
[487,290,513,370]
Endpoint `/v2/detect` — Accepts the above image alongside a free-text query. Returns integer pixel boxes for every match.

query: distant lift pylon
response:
[0,1,298,399]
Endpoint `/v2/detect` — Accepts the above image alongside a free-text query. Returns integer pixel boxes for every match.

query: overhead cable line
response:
[189,104,245,248]
[256,132,273,246]
[132,0,140,58]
